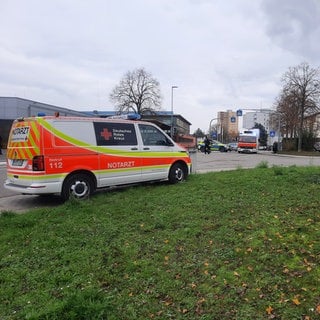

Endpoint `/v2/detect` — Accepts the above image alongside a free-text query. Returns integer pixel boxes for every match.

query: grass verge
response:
[1,166,320,319]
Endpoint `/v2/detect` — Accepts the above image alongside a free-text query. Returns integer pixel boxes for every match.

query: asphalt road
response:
[1,150,320,213]
[192,150,320,173]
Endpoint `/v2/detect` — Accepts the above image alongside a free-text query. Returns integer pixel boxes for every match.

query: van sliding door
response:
[94,122,142,186]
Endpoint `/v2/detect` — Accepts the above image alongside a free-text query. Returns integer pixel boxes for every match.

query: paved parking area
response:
[192,150,320,173]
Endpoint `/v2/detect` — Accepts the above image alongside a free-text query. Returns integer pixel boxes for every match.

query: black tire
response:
[168,163,187,184]
[61,173,94,201]
[219,146,226,152]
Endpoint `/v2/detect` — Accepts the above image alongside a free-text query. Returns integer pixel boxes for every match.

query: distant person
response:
[0,135,2,155]
[272,141,278,154]
[203,135,211,154]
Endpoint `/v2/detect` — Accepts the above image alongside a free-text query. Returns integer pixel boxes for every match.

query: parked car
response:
[198,140,228,152]
[314,142,320,152]
[227,142,238,151]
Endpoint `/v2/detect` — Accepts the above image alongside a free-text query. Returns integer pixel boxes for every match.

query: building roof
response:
[83,110,192,125]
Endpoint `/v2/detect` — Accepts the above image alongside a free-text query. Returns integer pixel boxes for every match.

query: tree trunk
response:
[297,113,304,152]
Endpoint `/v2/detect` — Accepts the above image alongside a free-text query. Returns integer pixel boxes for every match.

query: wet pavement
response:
[0,148,6,164]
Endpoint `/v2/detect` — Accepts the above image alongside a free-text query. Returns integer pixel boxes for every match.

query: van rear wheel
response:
[62,173,94,201]
[168,163,187,184]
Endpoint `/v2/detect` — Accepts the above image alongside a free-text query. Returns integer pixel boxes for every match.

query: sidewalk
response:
[0,149,7,165]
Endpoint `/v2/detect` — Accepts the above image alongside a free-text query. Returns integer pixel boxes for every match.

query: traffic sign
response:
[230,116,236,123]
[270,130,275,137]
[236,109,242,116]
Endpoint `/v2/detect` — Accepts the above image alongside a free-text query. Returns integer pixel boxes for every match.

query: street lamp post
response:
[171,86,178,137]
[271,112,282,151]
[209,118,218,136]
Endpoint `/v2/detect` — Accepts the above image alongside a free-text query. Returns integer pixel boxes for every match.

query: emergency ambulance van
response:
[238,129,260,153]
[4,114,192,200]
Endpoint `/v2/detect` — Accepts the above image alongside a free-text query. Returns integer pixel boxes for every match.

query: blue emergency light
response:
[108,113,141,120]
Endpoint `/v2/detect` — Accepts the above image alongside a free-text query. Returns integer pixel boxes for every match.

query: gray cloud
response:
[261,0,320,61]
[0,0,319,131]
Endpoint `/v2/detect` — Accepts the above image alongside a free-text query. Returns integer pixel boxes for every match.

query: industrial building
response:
[0,97,90,147]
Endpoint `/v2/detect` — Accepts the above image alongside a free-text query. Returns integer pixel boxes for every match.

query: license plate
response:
[12,159,24,166]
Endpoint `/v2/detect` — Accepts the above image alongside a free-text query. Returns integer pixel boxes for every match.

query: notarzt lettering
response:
[107,161,135,169]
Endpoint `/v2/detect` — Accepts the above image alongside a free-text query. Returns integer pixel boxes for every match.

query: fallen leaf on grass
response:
[266,306,273,315]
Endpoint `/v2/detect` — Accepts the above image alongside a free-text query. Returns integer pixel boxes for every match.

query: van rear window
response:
[11,126,30,142]
[94,123,137,146]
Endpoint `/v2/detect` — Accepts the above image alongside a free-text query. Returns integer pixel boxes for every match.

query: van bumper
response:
[238,148,257,153]
[4,180,62,195]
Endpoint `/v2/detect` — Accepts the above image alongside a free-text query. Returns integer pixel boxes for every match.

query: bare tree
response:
[275,91,300,139]
[193,128,205,138]
[278,62,320,151]
[109,68,162,115]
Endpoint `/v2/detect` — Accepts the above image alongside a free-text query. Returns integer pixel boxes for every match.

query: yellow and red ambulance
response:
[4,114,192,200]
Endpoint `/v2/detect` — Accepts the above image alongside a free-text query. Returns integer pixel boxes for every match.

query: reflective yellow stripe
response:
[28,122,40,155]
[31,121,40,143]
[7,173,66,180]
[7,120,41,160]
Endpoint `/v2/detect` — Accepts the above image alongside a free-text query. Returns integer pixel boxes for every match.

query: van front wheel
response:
[168,163,187,184]
[62,173,94,201]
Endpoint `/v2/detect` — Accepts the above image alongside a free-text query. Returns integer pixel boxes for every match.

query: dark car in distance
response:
[227,142,238,151]
[314,142,320,152]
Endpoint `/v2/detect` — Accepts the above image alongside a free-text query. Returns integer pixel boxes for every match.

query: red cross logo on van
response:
[100,128,113,140]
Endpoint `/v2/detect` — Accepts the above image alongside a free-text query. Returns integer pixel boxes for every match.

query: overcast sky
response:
[1,0,320,132]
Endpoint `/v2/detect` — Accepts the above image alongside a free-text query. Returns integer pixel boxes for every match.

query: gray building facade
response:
[0,97,89,147]
[0,97,87,119]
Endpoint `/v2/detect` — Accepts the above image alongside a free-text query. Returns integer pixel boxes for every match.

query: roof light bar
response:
[108,113,141,120]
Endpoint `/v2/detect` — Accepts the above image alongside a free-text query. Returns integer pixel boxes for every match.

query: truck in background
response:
[238,129,260,153]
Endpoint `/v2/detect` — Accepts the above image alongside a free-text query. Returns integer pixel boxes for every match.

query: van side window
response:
[138,124,171,146]
[53,121,96,146]
[94,122,137,146]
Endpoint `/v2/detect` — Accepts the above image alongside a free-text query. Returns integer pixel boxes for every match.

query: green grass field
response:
[1,165,320,319]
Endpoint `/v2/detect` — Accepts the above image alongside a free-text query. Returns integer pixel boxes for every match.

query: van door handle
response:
[143,147,150,150]
[131,147,138,150]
